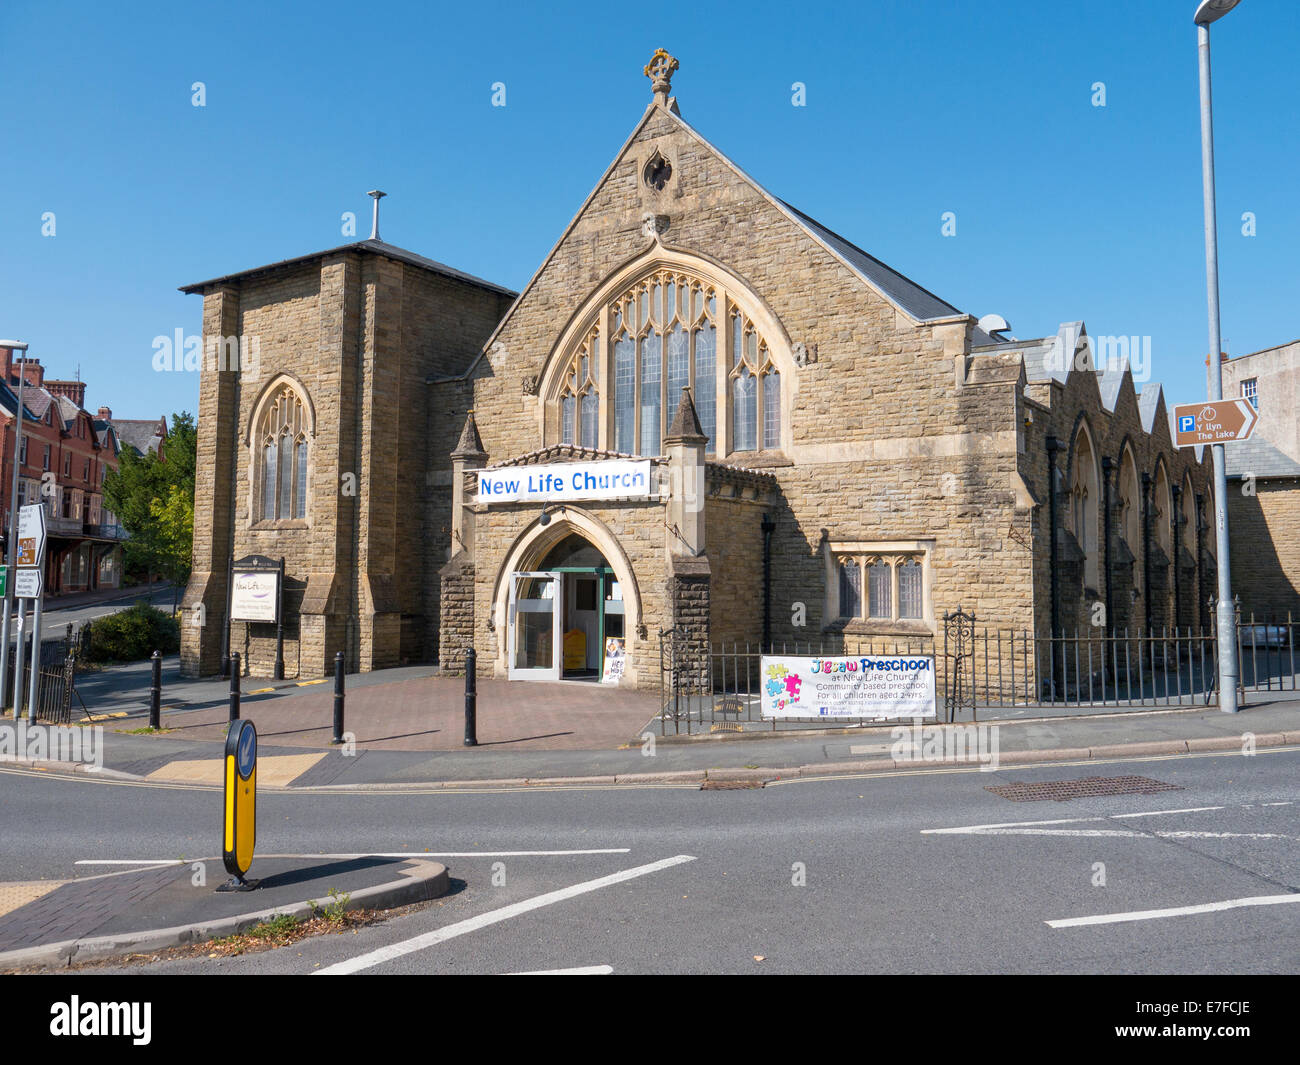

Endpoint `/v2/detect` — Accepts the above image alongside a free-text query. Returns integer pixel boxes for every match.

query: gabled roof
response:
[54,394,80,430]
[777,202,963,322]
[180,238,516,298]
[113,418,166,457]
[1137,386,1165,433]
[476,100,977,366]
[0,380,41,422]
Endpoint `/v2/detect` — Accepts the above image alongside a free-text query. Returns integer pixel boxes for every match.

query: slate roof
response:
[113,419,165,456]
[1225,436,1300,479]
[1137,387,1164,433]
[777,202,963,323]
[180,238,517,298]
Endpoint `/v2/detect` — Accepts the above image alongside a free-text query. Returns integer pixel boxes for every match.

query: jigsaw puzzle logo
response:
[764,663,803,712]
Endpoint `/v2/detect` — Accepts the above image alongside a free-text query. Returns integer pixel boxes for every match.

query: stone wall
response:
[1228,477,1300,618]
[181,247,511,678]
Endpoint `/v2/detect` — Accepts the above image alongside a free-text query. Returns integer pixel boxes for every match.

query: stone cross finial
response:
[644,48,679,102]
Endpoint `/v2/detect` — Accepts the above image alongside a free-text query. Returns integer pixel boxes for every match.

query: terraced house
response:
[0,348,159,596]
[180,52,1213,689]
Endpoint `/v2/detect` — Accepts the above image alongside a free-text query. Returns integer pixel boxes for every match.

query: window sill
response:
[718,450,792,469]
[250,519,309,531]
[824,619,934,639]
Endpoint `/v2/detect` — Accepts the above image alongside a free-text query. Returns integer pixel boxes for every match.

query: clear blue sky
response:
[1,0,1295,420]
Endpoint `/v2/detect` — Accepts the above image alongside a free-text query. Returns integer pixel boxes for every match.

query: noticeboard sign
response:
[230,570,280,623]
[761,654,937,720]
[16,504,47,568]
[14,567,42,599]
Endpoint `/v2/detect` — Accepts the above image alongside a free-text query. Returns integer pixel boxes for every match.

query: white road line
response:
[74,859,186,866]
[924,816,1105,834]
[325,849,633,858]
[508,965,613,975]
[1048,894,1300,928]
[1114,806,1224,818]
[940,828,1143,837]
[314,853,697,975]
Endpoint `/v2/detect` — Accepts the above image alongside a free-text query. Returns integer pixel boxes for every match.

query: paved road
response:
[40,584,177,631]
[1,748,1296,974]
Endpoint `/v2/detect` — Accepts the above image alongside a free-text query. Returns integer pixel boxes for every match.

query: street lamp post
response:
[0,339,29,718]
[1194,0,1242,712]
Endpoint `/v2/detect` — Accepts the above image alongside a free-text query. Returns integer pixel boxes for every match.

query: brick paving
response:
[152,675,662,752]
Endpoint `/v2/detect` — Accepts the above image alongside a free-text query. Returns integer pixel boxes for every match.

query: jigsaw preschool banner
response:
[760,655,937,720]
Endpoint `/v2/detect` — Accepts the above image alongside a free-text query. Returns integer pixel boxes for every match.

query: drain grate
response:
[700,779,766,790]
[985,775,1183,803]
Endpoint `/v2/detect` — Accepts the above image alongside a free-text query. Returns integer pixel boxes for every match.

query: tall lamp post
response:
[0,339,29,718]
[1194,0,1242,713]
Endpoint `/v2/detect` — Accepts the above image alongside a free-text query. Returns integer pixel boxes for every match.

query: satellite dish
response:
[978,313,1011,337]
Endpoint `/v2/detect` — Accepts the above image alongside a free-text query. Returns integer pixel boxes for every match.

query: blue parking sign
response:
[1179,414,1195,433]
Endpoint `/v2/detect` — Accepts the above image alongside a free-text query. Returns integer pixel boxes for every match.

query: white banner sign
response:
[761,654,937,720]
[14,567,42,599]
[477,460,653,504]
[230,571,279,623]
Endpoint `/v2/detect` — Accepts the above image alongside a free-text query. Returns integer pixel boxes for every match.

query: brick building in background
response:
[1220,341,1300,618]
[0,346,167,597]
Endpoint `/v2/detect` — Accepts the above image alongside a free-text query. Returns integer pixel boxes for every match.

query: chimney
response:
[46,379,87,407]
[0,347,11,384]
[98,405,112,420]
[20,358,44,389]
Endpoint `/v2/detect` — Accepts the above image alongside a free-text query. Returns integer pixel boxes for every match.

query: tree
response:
[103,412,197,611]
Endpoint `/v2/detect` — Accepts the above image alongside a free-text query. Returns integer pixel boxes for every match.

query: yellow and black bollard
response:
[218,717,259,891]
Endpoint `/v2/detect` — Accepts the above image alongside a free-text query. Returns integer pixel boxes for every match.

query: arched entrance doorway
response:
[505,531,630,682]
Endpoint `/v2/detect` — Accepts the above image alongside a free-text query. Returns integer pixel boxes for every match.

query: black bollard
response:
[331,651,345,745]
[463,647,477,747]
[228,652,241,722]
[149,650,162,730]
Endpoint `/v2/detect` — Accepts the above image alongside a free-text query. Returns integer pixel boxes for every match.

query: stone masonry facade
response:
[181,54,1221,694]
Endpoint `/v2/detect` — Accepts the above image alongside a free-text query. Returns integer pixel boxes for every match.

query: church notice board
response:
[230,557,282,624]
[760,654,936,720]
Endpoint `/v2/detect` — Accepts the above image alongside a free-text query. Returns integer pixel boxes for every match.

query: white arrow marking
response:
[508,965,613,975]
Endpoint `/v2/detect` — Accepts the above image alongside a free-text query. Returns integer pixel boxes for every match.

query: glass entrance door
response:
[508,571,562,680]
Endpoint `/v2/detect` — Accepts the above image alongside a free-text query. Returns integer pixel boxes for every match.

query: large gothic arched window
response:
[254,383,310,522]
[555,266,782,457]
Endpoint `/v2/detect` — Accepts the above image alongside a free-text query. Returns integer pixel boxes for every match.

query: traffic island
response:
[0,854,450,971]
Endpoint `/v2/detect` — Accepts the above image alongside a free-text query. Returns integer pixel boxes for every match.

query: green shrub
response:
[85,602,180,663]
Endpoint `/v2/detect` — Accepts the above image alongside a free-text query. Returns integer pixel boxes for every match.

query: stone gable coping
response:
[486,444,664,469]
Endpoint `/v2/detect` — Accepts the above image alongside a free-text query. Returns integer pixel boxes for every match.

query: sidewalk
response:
[14,659,1299,787]
[0,855,449,970]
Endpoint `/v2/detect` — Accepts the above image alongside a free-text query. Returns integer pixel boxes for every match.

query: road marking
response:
[75,859,185,866]
[1115,806,1224,818]
[924,815,1106,834]
[1048,894,1300,928]
[314,854,696,975]
[924,802,1285,835]
[328,849,632,858]
[508,965,613,975]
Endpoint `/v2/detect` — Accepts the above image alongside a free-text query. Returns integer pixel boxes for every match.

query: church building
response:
[180,51,1213,690]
